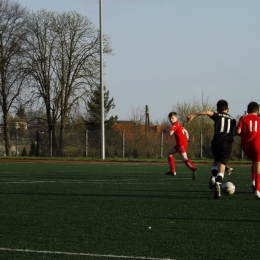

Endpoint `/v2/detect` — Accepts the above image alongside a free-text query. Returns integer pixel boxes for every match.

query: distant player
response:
[187,100,237,199]
[163,112,198,180]
[237,101,260,198]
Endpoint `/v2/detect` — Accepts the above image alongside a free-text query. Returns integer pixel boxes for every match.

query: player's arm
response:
[236,124,242,136]
[187,110,214,123]
[183,128,194,142]
[236,116,244,136]
[163,128,174,135]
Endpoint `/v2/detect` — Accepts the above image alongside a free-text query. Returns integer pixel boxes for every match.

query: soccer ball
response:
[221,182,235,195]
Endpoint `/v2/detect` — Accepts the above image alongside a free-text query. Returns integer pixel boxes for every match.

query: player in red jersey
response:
[237,101,260,198]
[163,112,198,180]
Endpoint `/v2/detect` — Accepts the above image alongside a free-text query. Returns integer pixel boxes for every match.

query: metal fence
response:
[3,127,245,160]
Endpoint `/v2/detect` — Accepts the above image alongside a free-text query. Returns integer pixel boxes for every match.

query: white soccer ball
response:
[221,182,235,195]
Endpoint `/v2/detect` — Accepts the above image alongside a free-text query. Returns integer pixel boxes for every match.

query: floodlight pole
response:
[99,0,105,159]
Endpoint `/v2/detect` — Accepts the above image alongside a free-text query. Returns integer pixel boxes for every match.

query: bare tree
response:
[25,10,113,156]
[0,0,28,155]
[128,105,146,125]
[24,10,58,155]
[53,11,112,155]
[173,95,215,127]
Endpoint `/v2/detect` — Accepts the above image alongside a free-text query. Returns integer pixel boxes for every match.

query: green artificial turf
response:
[0,162,257,260]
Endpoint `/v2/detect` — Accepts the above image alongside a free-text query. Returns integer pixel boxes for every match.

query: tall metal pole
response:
[100,0,105,159]
[200,129,203,159]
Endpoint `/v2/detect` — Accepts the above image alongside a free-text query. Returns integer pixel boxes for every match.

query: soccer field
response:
[0,162,258,260]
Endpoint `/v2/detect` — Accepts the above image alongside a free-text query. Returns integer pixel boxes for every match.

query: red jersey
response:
[237,114,260,161]
[170,121,187,147]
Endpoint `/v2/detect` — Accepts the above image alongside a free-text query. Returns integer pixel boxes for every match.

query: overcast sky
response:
[17,0,260,123]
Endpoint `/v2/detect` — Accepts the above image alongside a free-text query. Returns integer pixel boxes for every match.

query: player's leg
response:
[253,143,260,198]
[166,147,177,176]
[209,160,218,190]
[251,163,255,192]
[180,152,196,170]
[214,163,225,199]
[213,141,231,199]
[215,163,225,184]
[225,166,233,175]
[242,146,255,193]
[243,147,255,193]
[210,141,223,196]
[254,162,260,198]
[180,151,198,180]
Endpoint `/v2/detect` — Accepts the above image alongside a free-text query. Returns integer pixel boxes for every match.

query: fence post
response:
[85,130,88,157]
[15,129,18,156]
[36,130,39,156]
[50,130,52,157]
[160,130,164,158]
[122,130,125,158]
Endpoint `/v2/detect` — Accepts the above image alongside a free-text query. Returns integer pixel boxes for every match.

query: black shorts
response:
[211,140,232,165]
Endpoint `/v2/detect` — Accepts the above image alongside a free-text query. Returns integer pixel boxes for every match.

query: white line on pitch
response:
[0,248,175,260]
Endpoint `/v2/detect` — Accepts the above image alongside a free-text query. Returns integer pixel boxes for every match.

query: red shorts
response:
[174,144,187,154]
[243,141,260,162]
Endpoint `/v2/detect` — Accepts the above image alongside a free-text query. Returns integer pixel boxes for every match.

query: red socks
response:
[168,157,196,173]
[185,159,196,171]
[168,155,175,173]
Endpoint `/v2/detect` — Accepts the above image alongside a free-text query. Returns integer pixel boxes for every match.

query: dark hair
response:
[216,99,228,112]
[168,112,177,119]
[247,102,259,114]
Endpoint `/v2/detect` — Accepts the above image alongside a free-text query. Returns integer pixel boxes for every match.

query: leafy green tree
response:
[29,141,37,156]
[86,85,117,129]
[21,146,27,156]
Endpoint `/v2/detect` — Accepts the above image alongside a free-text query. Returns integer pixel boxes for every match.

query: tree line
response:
[0,0,116,156]
[0,0,246,160]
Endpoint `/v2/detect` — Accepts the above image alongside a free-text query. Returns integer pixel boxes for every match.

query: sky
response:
[17,0,260,123]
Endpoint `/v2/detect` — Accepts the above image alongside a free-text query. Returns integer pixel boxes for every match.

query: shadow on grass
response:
[150,216,260,223]
[0,190,229,200]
